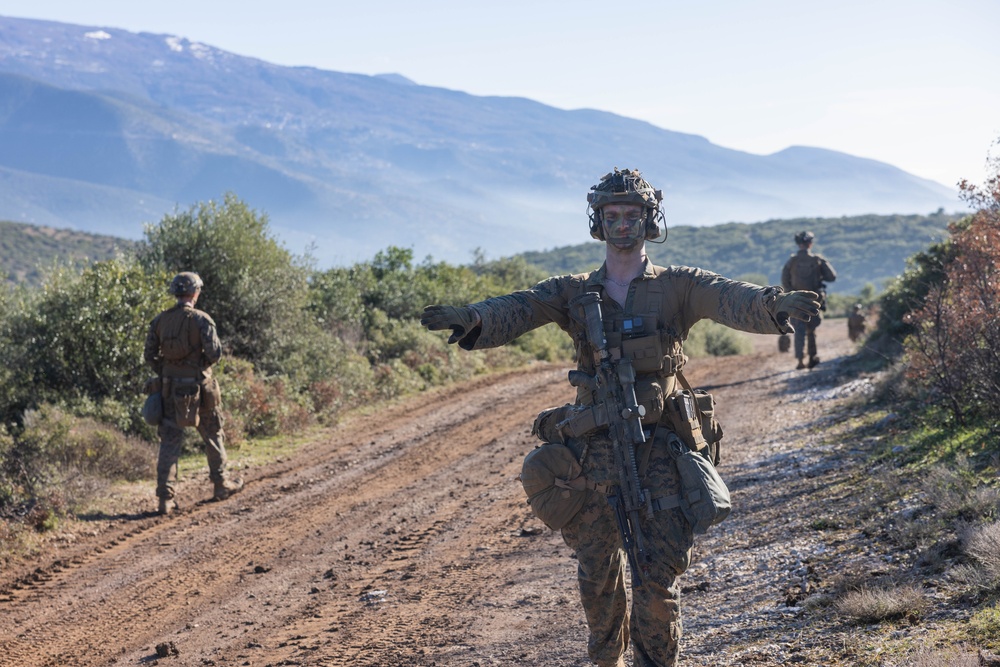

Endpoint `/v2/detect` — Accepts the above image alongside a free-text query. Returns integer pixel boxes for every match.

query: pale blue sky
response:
[4,0,998,188]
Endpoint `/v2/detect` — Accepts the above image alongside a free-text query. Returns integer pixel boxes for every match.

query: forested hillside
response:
[3,211,962,296]
[1,220,135,285]
[519,210,962,295]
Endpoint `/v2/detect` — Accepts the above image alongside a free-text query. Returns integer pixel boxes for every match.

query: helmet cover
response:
[168,272,204,296]
[587,168,665,242]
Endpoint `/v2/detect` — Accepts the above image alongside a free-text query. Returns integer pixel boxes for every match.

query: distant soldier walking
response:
[144,272,243,515]
[781,231,837,369]
[847,303,867,342]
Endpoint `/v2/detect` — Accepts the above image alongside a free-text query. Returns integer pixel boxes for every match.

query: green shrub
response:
[0,259,168,425]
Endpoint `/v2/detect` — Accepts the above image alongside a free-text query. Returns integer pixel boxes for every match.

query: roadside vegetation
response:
[802,153,1000,664]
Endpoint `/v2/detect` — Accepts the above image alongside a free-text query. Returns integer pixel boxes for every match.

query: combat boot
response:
[594,658,627,667]
[157,497,177,515]
[796,358,806,370]
[808,356,820,369]
[214,478,244,501]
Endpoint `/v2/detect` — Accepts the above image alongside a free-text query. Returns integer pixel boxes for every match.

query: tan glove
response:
[772,290,821,329]
[420,305,480,345]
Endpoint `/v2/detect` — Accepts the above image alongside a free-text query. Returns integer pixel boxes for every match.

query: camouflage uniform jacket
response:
[460,260,788,420]
[144,302,222,379]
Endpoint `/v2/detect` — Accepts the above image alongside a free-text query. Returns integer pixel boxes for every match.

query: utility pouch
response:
[172,378,201,427]
[535,403,610,440]
[634,379,665,425]
[665,431,731,534]
[622,333,664,374]
[663,375,724,465]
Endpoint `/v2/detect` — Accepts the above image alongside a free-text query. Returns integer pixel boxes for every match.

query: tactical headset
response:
[586,168,667,244]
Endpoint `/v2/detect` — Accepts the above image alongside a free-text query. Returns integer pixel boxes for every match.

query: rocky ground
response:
[0,322,982,666]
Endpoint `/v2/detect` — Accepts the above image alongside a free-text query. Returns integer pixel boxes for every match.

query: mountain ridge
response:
[0,15,962,267]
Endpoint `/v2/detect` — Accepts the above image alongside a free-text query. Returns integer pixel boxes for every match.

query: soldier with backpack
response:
[143,272,243,515]
[781,231,837,369]
[421,169,820,667]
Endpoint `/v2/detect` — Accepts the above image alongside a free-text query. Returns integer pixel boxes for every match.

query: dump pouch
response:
[519,443,588,530]
[171,378,201,427]
[665,431,732,534]
[142,392,163,426]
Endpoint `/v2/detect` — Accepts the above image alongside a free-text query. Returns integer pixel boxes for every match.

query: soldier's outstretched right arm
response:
[421,275,576,350]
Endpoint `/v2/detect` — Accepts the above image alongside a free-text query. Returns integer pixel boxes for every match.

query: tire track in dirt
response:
[0,365,578,667]
[3,324,865,667]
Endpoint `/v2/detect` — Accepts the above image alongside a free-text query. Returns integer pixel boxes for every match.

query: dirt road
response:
[1,321,863,667]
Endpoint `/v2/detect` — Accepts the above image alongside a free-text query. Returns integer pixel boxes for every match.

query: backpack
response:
[159,308,195,361]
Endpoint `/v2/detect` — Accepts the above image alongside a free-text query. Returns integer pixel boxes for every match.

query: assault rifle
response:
[567,291,651,588]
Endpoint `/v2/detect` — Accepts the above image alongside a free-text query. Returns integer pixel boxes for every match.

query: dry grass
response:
[835,584,928,624]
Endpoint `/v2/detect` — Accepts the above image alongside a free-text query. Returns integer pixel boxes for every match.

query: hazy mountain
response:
[0,15,962,266]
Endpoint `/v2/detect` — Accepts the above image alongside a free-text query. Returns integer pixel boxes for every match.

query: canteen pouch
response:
[665,431,732,534]
[172,379,201,428]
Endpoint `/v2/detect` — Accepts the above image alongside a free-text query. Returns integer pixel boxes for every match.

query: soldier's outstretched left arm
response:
[676,268,819,336]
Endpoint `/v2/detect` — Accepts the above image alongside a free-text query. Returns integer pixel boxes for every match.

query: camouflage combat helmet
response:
[795,230,815,245]
[168,272,204,296]
[587,168,666,243]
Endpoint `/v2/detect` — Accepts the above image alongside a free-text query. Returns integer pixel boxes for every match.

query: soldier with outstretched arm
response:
[421,169,819,667]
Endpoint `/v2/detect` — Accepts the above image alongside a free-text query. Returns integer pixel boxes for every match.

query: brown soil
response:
[0,322,916,666]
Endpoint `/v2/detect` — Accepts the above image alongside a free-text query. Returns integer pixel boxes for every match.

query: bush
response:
[0,259,168,426]
[684,320,753,358]
[0,404,155,521]
[902,158,1000,425]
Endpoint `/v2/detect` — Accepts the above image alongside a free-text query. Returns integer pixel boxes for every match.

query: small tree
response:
[903,148,1000,424]
[137,194,311,375]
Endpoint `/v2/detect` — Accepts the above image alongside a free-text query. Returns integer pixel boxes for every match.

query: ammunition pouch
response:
[533,403,608,443]
[663,387,724,465]
[621,333,663,374]
[171,377,202,428]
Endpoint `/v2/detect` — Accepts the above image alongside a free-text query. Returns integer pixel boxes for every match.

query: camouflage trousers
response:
[793,313,821,360]
[156,377,228,500]
[561,431,694,667]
